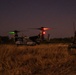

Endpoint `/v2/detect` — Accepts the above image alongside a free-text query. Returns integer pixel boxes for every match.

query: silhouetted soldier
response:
[73,31,76,44]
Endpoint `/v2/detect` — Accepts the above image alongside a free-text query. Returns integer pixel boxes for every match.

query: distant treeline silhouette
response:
[0,36,14,44]
[49,37,73,43]
[0,36,73,44]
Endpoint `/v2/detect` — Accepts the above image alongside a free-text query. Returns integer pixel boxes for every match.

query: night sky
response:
[0,0,76,38]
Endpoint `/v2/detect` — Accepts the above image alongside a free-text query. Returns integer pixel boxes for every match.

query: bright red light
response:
[43,32,46,34]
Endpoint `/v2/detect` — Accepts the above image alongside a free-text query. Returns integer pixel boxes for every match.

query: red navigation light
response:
[43,31,46,35]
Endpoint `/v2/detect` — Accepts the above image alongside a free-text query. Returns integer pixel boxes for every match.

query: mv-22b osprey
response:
[9,27,50,45]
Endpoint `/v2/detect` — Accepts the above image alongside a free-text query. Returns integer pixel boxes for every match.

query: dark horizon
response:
[0,0,76,38]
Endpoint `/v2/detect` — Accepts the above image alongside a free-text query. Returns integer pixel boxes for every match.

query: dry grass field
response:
[0,44,76,75]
